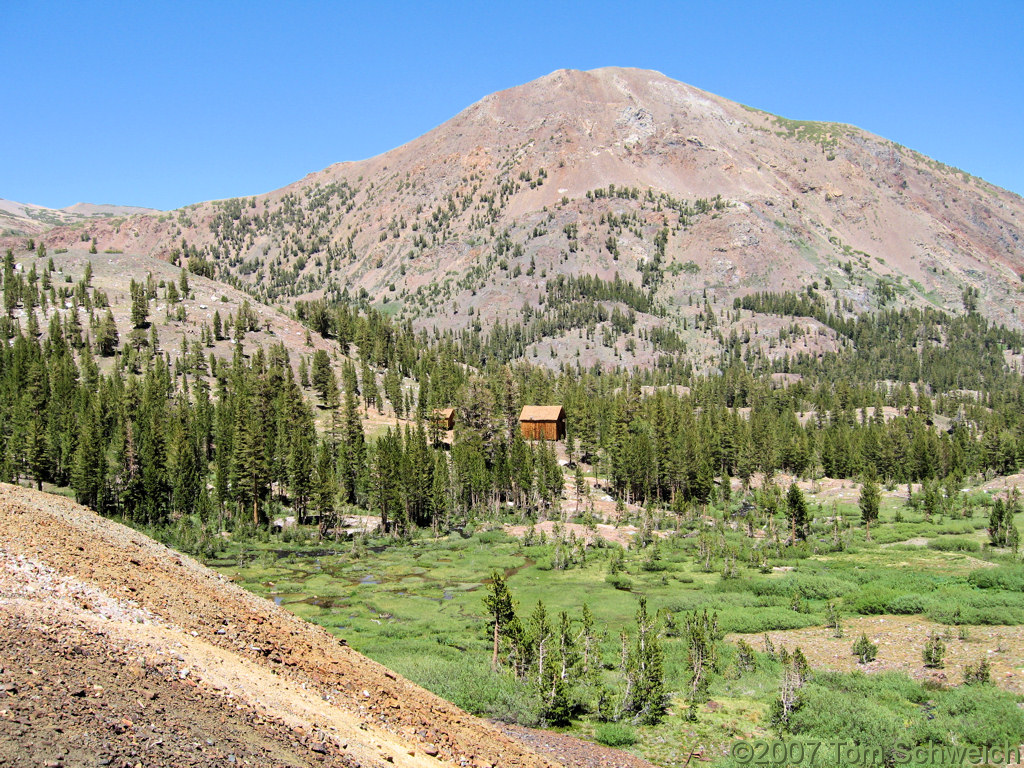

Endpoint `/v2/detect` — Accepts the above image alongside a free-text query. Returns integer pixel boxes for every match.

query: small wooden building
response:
[519,405,566,441]
[431,407,455,431]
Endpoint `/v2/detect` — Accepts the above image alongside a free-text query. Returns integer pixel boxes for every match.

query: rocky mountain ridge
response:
[10,67,1024,369]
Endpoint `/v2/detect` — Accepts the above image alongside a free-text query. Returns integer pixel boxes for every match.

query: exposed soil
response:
[748,473,920,507]
[495,723,663,768]
[0,483,561,768]
[978,472,1024,494]
[503,520,667,548]
[728,615,1024,693]
[0,606,357,768]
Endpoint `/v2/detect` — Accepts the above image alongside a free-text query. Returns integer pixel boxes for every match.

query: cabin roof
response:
[432,407,455,419]
[519,405,565,422]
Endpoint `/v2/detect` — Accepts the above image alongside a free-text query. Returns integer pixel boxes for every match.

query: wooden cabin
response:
[431,407,455,431]
[519,405,566,441]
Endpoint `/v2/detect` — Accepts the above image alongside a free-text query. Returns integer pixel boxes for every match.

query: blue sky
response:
[4,0,1022,210]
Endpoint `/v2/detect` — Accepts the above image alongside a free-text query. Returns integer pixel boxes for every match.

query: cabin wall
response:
[519,420,564,440]
[431,413,455,430]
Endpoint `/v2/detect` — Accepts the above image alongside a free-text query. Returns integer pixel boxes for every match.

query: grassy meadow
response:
[204,484,1024,767]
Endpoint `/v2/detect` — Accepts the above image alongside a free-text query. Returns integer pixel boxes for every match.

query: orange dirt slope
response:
[0,483,561,768]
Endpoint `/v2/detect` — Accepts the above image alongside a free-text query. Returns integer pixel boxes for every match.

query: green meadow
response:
[206,488,1024,767]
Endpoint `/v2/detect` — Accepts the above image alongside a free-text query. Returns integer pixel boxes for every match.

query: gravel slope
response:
[0,483,561,768]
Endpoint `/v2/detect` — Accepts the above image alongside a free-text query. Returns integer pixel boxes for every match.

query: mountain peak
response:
[22,69,1024,368]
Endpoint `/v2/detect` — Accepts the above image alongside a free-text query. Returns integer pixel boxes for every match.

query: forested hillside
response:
[4,245,1024,546]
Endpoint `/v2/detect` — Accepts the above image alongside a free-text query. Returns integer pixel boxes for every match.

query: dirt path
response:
[0,483,562,768]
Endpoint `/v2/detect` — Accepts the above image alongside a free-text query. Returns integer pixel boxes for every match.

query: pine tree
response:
[482,572,518,669]
[137,363,171,525]
[342,360,359,397]
[786,482,808,541]
[691,456,714,505]
[384,363,403,417]
[736,639,757,673]
[313,439,337,535]
[852,633,878,664]
[368,429,403,535]
[556,610,579,682]
[989,491,1020,550]
[770,646,808,731]
[682,609,718,706]
[231,380,268,526]
[859,475,881,541]
[289,410,315,521]
[96,309,119,357]
[20,361,49,490]
[541,610,578,724]
[70,398,103,508]
[3,249,18,316]
[212,382,234,518]
[171,413,202,517]
[429,453,450,533]
[923,631,946,668]
[826,601,844,638]
[360,358,378,411]
[622,597,666,724]
[528,600,553,688]
[311,349,334,402]
[338,388,365,505]
[130,280,149,329]
[963,657,991,685]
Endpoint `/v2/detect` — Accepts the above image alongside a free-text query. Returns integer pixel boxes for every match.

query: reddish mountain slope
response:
[16,67,1024,367]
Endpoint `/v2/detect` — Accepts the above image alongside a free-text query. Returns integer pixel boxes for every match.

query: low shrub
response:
[922,632,946,668]
[379,652,543,726]
[477,530,512,544]
[717,607,820,634]
[886,594,927,614]
[962,657,992,686]
[787,682,907,753]
[852,633,878,664]
[926,604,1024,625]
[593,721,638,747]
[847,586,900,615]
[926,683,1024,746]
[781,669,1024,756]
[715,573,855,600]
[605,573,633,591]
[927,536,981,552]
[968,566,1024,591]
